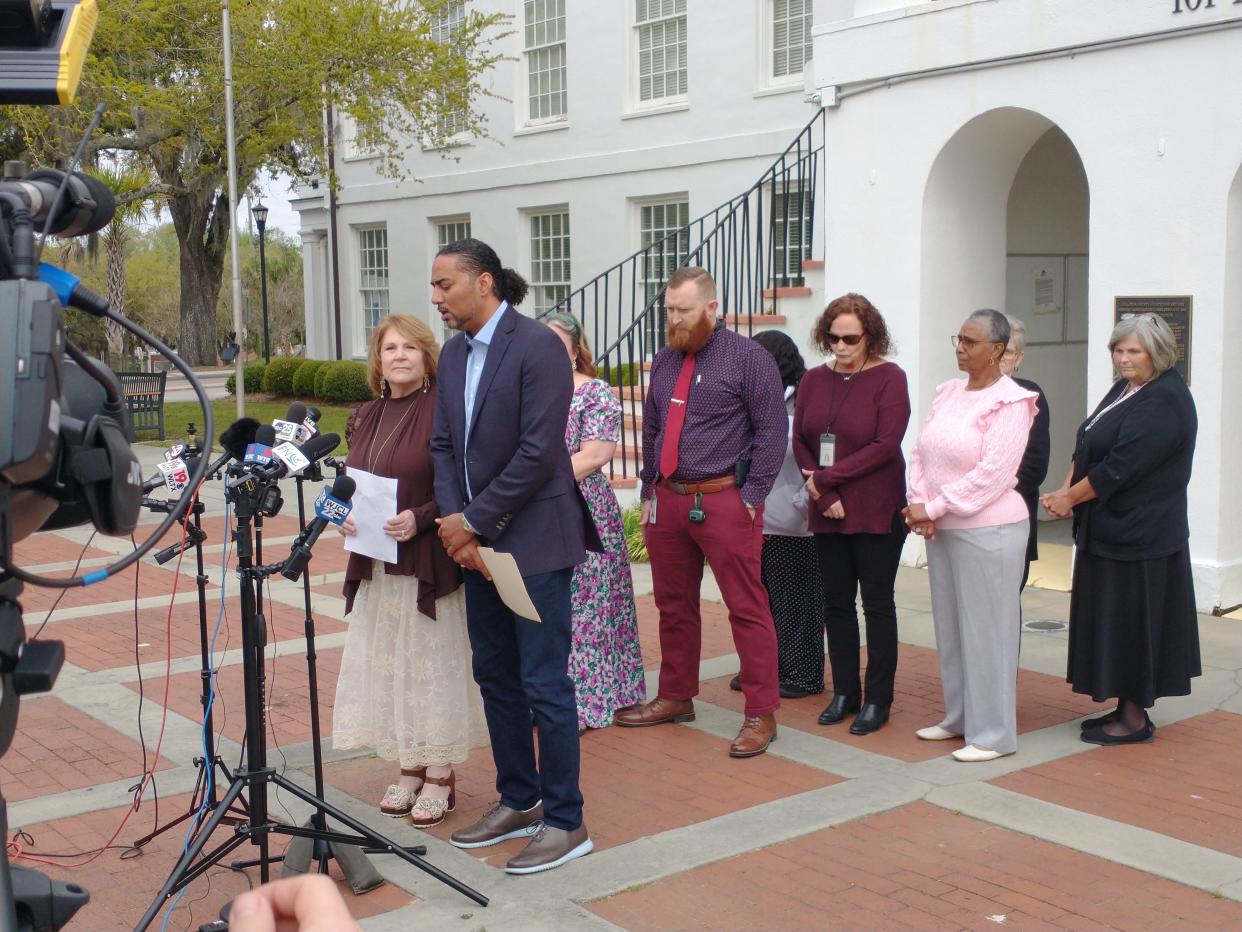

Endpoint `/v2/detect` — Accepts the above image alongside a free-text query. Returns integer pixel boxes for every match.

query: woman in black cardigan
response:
[1001,317,1050,589]
[1043,314,1200,746]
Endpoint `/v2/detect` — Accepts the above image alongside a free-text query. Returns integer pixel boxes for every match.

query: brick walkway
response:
[5,469,1240,930]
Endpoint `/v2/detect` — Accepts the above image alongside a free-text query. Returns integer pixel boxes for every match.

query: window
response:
[432,1,468,138]
[772,185,811,286]
[639,200,689,301]
[524,0,567,123]
[435,217,472,249]
[358,227,390,341]
[635,0,687,104]
[528,211,571,316]
[772,0,812,80]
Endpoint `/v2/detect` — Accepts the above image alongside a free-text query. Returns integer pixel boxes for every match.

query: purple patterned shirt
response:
[641,322,788,507]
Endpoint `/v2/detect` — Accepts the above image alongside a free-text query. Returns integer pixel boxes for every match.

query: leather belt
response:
[663,474,736,495]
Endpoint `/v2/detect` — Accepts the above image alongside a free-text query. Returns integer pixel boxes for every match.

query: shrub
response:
[602,362,640,388]
[622,504,648,563]
[292,359,329,397]
[313,361,333,399]
[261,356,306,396]
[320,360,376,403]
[225,362,267,395]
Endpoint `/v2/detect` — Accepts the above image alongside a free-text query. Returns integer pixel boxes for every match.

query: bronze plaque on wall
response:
[1114,295,1192,385]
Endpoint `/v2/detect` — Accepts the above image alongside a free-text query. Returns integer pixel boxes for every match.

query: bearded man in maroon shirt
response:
[614,267,788,757]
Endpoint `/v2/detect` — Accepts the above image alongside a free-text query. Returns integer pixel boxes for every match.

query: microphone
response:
[272,401,311,445]
[142,457,192,494]
[230,431,341,489]
[280,475,356,581]
[2,170,117,237]
[204,416,262,475]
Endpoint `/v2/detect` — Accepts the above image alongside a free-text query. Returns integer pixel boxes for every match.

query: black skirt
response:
[1067,549,1201,707]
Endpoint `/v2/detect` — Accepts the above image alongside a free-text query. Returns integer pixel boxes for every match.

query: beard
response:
[667,312,715,354]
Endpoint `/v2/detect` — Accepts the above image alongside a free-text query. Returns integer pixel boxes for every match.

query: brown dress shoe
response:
[729,714,777,758]
[505,823,593,874]
[613,696,695,727]
[448,801,543,849]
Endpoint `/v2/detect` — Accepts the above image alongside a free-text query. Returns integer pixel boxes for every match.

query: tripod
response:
[135,474,488,930]
[131,493,248,851]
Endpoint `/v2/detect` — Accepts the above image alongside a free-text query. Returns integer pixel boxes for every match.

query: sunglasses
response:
[827,332,864,346]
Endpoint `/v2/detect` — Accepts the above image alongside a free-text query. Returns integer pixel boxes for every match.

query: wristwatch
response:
[461,514,477,535]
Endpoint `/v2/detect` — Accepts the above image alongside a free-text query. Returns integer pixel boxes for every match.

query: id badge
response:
[648,494,658,526]
[819,432,836,468]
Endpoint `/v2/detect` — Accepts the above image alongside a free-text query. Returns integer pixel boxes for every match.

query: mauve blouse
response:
[341,387,461,618]
[792,362,911,535]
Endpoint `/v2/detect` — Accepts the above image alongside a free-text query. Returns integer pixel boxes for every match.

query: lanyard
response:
[824,355,868,432]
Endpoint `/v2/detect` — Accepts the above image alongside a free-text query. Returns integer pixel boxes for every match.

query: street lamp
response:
[252,201,271,363]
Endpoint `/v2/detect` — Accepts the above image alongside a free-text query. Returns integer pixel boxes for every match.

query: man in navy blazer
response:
[430,238,594,875]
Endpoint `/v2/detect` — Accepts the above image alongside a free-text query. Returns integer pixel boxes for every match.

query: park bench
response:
[118,370,168,440]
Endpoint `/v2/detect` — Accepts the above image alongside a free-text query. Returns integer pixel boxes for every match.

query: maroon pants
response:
[644,483,780,716]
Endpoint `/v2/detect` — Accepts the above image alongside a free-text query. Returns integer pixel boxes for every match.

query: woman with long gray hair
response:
[904,309,1038,762]
[1042,314,1199,745]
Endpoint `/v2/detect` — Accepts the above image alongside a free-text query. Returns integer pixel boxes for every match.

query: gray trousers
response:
[926,521,1028,754]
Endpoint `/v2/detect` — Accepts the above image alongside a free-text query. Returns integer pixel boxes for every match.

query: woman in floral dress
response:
[544,312,647,731]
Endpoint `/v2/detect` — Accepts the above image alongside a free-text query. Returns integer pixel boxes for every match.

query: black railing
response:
[544,107,825,483]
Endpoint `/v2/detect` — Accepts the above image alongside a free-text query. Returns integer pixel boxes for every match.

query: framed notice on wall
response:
[1113,295,1192,385]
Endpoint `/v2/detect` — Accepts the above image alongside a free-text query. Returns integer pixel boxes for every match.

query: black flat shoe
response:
[729,675,741,692]
[1080,709,1120,730]
[779,682,816,699]
[1080,716,1155,746]
[849,703,890,735]
[817,693,860,726]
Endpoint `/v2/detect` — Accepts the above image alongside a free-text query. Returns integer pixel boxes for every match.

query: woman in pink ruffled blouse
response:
[904,310,1038,762]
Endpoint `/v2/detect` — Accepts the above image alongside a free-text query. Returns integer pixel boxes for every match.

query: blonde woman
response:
[333,314,483,828]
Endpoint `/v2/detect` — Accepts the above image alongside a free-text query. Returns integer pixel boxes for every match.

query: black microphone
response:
[205,416,262,474]
[0,169,117,237]
[306,406,322,425]
[273,400,309,444]
[231,432,340,487]
[280,475,356,581]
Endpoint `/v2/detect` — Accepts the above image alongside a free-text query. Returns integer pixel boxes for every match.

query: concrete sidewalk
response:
[5,477,1240,930]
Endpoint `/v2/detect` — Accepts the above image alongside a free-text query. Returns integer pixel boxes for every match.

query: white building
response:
[812,0,1242,612]
[296,0,1241,613]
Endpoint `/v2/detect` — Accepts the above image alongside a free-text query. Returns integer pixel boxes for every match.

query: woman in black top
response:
[1042,314,1200,746]
[1000,317,1050,590]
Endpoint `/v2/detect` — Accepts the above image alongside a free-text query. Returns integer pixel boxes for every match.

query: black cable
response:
[26,532,95,642]
[32,102,106,266]
[265,587,295,826]
[128,533,157,831]
[1,309,213,588]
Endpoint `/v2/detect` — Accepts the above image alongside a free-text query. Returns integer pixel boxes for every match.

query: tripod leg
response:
[267,773,489,907]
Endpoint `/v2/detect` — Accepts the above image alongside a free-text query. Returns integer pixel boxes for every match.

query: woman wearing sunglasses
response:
[904,310,1037,762]
[793,294,911,735]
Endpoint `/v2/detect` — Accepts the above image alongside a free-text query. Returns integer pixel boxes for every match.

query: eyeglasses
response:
[827,332,864,346]
[951,335,1004,349]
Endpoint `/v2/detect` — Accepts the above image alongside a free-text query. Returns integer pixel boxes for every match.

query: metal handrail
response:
[543,107,825,481]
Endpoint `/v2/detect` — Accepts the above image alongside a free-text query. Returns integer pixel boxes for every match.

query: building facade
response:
[813,0,1242,611]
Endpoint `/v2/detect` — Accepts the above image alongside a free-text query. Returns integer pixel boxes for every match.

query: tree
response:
[5,0,505,365]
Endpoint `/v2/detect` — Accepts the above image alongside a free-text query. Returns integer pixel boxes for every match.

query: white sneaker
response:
[951,745,1013,763]
[915,724,963,741]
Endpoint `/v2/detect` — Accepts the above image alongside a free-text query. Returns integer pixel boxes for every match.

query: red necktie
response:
[658,353,696,479]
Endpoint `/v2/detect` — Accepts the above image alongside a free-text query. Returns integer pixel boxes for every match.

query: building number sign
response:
[1172,0,1242,11]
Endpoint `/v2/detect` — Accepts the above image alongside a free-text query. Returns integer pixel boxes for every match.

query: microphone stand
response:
[136,467,487,930]
[131,487,249,851]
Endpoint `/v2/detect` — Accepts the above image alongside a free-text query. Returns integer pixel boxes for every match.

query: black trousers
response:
[814,526,906,707]
[761,534,825,693]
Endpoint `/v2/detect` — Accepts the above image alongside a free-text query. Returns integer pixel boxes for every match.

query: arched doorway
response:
[919,108,1090,587]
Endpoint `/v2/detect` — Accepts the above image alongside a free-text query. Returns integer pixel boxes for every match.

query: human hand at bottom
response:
[453,540,493,581]
[228,875,360,932]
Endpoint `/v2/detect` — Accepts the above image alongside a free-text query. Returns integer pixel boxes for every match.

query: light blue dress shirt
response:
[462,301,508,500]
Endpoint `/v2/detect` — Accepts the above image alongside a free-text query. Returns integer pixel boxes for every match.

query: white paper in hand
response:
[477,547,541,622]
[342,467,399,564]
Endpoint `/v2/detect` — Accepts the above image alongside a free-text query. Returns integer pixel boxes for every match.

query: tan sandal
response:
[379,767,426,816]
[409,771,456,829]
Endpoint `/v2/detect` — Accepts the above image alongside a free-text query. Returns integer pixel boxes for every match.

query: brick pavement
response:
[3,519,1240,930]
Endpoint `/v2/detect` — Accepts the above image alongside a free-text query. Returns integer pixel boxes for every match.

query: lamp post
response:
[252,201,271,363]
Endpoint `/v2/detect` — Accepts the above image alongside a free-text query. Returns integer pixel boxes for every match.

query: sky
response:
[242,168,302,238]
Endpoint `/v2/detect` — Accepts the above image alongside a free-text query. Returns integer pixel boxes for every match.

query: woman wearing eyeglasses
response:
[793,294,910,735]
[543,312,647,733]
[999,317,1051,590]
[1041,314,1199,746]
[904,310,1037,762]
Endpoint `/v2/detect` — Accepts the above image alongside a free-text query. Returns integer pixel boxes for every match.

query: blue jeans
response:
[462,567,583,831]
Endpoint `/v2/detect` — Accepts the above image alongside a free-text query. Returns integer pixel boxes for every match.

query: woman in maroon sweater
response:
[793,294,911,735]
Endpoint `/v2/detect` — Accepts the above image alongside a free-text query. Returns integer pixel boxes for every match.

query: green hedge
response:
[226,362,267,395]
[292,359,329,397]
[313,361,333,398]
[261,356,306,396]
[602,362,640,388]
[319,360,376,403]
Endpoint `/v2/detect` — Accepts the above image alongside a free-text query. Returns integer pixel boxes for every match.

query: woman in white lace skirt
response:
[333,314,485,828]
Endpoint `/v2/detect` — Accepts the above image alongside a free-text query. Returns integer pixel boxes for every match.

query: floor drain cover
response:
[1024,619,1068,632]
